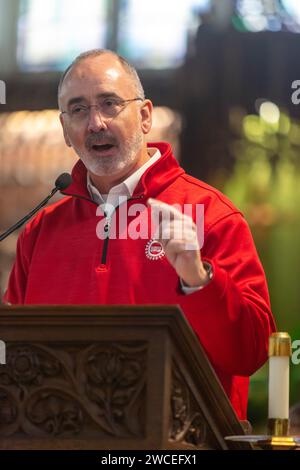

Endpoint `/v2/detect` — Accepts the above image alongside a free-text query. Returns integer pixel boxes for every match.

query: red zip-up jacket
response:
[4,142,276,419]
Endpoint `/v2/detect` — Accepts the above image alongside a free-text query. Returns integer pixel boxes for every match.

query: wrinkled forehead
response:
[59,56,136,107]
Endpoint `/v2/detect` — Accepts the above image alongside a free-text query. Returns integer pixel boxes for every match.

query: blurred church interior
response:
[1,0,300,430]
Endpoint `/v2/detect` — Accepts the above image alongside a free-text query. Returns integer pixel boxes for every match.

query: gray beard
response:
[77,132,144,177]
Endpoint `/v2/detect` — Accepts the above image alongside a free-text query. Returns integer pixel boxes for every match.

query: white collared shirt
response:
[87,147,161,217]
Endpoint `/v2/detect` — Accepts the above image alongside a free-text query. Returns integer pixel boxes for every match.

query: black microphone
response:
[0,173,73,242]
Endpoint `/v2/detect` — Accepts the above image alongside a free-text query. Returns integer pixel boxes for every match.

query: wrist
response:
[181,262,213,288]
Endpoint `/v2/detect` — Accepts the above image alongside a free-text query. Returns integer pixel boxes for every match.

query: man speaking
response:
[3,49,276,420]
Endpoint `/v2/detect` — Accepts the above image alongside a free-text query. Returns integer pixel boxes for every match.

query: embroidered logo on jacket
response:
[145,239,165,260]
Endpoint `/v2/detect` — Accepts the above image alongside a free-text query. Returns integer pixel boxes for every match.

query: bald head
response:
[58,49,144,109]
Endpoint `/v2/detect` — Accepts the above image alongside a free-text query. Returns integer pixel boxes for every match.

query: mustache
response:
[85,133,118,149]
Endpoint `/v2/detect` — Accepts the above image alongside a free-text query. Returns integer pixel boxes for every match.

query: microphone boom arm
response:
[0,187,59,242]
[0,173,72,242]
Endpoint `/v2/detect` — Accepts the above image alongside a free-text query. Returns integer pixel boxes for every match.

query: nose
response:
[87,107,108,133]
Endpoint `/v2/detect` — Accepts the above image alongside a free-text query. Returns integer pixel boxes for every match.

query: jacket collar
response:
[62,142,185,201]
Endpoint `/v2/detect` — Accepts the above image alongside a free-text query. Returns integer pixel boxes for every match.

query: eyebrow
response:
[67,92,122,108]
[67,96,85,107]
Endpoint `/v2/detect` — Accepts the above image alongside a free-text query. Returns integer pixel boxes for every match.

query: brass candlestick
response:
[225,332,300,450]
[225,434,300,450]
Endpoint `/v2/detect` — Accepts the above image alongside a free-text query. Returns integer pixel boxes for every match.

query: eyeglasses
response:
[61,97,143,122]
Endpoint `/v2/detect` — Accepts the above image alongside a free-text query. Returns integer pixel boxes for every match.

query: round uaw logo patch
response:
[145,239,165,260]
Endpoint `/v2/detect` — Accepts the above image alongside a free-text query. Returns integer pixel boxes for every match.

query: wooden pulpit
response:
[0,305,251,450]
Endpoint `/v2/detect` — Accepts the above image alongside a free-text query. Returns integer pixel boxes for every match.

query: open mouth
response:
[91,143,115,152]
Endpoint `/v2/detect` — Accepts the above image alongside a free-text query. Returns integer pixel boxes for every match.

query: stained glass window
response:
[117,0,211,68]
[17,0,211,71]
[17,0,108,71]
[234,0,300,33]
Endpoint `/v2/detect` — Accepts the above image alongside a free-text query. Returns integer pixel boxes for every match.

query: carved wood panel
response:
[169,364,220,450]
[0,342,147,439]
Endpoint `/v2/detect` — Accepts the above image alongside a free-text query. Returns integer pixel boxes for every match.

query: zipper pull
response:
[103,216,111,234]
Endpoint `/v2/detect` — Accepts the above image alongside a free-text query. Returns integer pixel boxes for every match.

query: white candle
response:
[268,332,291,420]
[268,356,289,419]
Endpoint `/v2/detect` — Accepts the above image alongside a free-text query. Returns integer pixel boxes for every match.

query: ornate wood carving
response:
[0,306,251,449]
[0,342,147,439]
[170,366,208,448]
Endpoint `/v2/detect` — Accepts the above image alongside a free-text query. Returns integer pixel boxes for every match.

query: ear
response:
[59,113,72,147]
[140,99,153,135]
